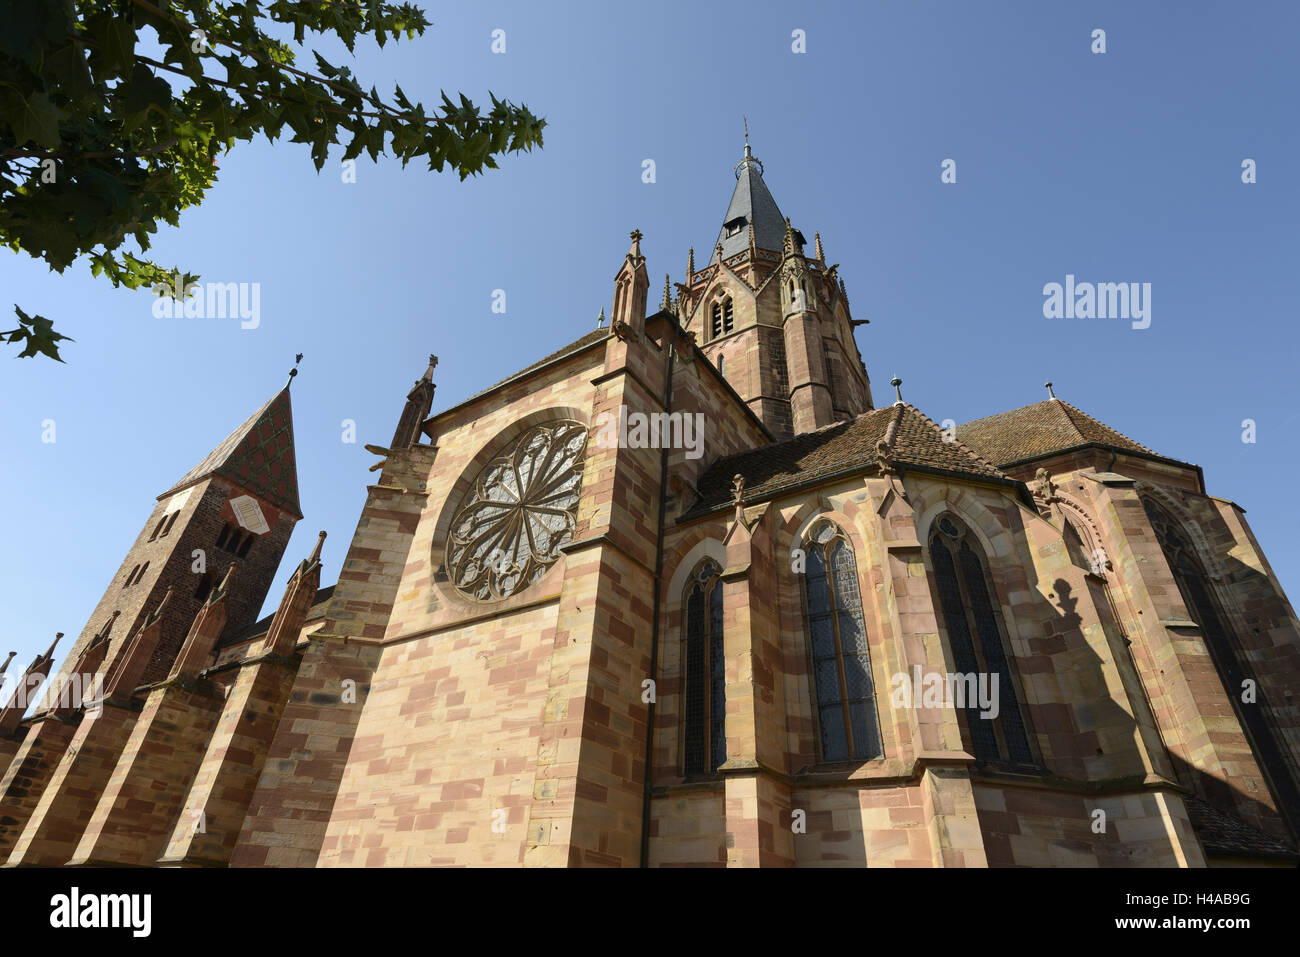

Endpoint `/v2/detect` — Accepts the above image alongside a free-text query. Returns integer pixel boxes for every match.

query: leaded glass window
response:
[803,521,882,763]
[683,559,725,775]
[928,513,1034,766]
[446,420,587,602]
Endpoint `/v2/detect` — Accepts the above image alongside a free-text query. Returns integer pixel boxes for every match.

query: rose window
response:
[446,420,588,601]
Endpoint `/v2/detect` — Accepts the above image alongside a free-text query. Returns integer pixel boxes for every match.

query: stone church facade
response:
[2,143,1298,867]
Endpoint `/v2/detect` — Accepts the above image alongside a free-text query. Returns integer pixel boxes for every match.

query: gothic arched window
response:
[928,513,1034,766]
[682,559,725,775]
[802,521,882,763]
[1143,498,1300,827]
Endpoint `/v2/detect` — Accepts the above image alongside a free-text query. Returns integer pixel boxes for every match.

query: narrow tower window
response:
[710,297,735,339]
[802,521,882,763]
[682,558,725,775]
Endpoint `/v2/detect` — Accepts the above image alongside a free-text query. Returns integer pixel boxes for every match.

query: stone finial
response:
[715,241,724,263]
[418,354,438,385]
[747,220,757,259]
[1045,380,1057,400]
[890,376,903,405]
[814,231,824,263]
[308,530,327,565]
[687,247,695,282]
[0,651,15,677]
[839,276,849,306]
[629,228,643,259]
[44,631,65,658]
[660,273,672,311]
[731,474,746,523]
[596,306,606,328]
[212,562,238,603]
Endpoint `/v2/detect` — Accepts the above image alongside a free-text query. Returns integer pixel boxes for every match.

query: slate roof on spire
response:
[161,386,301,518]
[713,142,788,262]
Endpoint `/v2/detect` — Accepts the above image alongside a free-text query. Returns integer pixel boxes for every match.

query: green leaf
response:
[8,90,61,148]
[4,306,72,362]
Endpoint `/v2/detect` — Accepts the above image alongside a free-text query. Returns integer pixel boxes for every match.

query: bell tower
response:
[676,131,873,438]
[40,374,303,706]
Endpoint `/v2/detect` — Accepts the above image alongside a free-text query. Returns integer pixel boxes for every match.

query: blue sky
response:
[2,1,1297,683]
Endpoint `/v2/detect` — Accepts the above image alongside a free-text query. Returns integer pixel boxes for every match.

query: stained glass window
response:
[928,513,1034,766]
[803,521,882,763]
[446,420,588,602]
[683,559,725,775]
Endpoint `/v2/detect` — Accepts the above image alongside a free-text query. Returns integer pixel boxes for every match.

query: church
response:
[2,140,1298,868]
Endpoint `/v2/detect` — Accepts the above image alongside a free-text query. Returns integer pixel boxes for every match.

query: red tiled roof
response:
[957,399,1156,468]
[689,403,1006,513]
[1184,796,1299,860]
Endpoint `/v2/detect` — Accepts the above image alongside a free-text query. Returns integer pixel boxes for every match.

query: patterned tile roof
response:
[688,403,1006,514]
[957,399,1156,468]
[1184,796,1299,860]
[163,386,301,518]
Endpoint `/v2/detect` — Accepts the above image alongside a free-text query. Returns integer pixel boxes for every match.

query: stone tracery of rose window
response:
[446,420,588,602]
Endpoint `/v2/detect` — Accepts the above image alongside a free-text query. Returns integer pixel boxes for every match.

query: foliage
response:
[0,0,546,360]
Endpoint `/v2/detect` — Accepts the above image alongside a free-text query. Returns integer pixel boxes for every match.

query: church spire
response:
[161,376,301,519]
[712,126,786,263]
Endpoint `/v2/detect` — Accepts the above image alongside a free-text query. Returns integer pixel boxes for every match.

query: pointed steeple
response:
[161,378,301,519]
[660,273,673,311]
[712,128,787,262]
